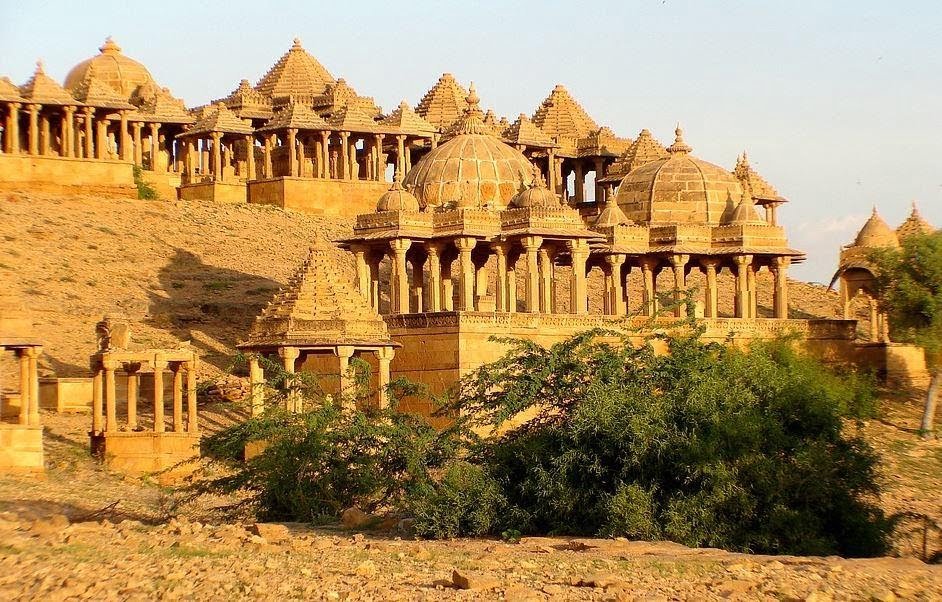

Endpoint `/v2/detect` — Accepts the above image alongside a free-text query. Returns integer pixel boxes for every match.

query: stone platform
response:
[178,180,246,203]
[0,425,44,473]
[0,154,135,197]
[90,431,199,481]
[247,177,389,216]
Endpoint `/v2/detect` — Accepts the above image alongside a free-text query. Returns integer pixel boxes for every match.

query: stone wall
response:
[0,155,136,197]
[247,177,389,217]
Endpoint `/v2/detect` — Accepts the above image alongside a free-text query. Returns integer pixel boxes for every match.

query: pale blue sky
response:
[2,0,940,282]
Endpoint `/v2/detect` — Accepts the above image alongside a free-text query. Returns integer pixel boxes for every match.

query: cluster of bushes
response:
[198,328,889,557]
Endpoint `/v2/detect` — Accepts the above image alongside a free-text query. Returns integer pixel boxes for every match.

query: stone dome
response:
[376,173,421,212]
[509,173,558,208]
[854,208,900,248]
[896,202,934,240]
[64,38,156,102]
[615,126,743,225]
[404,85,533,210]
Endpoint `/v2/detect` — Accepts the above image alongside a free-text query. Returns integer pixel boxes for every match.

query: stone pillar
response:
[279,347,300,412]
[153,356,167,433]
[297,133,306,177]
[390,239,412,314]
[186,361,198,433]
[425,243,442,312]
[248,356,265,417]
[83,107,94,159]
[639,258,658,317]
[493,243,508,312]
[441,258,454,312]
[149,123,160,171]
[263,135,273,179]
[700,259,721,319]
[573,162,584,204]
[339,132,350,179]
[320,131,330,178]
[669,254,689,318]
[119,111,130,161]
[4,103,19,153]
[455,237,476,311]
[95,119,108,160]
[132,122,143,166]
[18,350,30,426]
[733,255,752,319]
[91,366,103,433]
[410,255,425,313]
[772,256,790,319]
[28,104,39,155]
[40,114,50,155]
[61,106,75,158]
[126,364,139,430]
[747,264,758,319]
[547,149,557,193]
[172,363,184,432]
[245,134,255,180]
[348,135,358,180]
[605,255,626,315]
[593,157,605,203]
[336,346,355,402]
[868,298,879,342]
[27,347,40,427]
[396,135,406,176]
[376,347,394,409]
[569,240,589,315]
[103,359,118,433]
[374,134,384,181]
[522,236,542,313]
[210,132,222,182]
[351,245,371,303]
[539,247,554,313]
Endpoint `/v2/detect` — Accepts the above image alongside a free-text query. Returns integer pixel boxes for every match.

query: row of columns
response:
[0,347,41,427]
[247,345,395,416]
[91,358,198,435]
[354,238,791,319]
[1,102,178,172]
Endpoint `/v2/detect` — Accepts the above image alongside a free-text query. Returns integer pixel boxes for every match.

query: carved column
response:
[747,264,758,319]
[61,106,75,157]
[351,245,371,303]
[771,256,790,319]
[320,131,330,178]
[18,350,31,426]
[153,355,167,433]
[249,355,265,417]
[244,134,255,180]
[339,131,350,179]
[28,104,39,155]
[605,255,626,316]
[700,258,721,319]
[733,255,752,319]
[5,103,20,153]
[425,243,442,312]
[376,347,395,409]
[132,121,143,166]
[336,346,355,403]
[639,258,658,317]
[279,347,300,412]
[569,239,589,315]
[390,239,412,314]
[103,358,118,433]
[91,364,103,433]
[411,255,426,313]
[148,123,160,171]
[669,254,689,318]
[172,362,184,432]
[210,132,223,182]
[539,246,554,313]
[186,361,198,433]
[522,236,542,313]
[119,110,130,161]
[82,106,93,158]
[126,364,139,430]
[374,134,384,181]
[456,237,477,311]
[493,242,509,312]
[396,134,406,176]
[27,347,40,427]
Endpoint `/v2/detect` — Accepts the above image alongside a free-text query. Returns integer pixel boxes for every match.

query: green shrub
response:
[444,329,890,556]
[133,165,158,200]
[406,461,504,539]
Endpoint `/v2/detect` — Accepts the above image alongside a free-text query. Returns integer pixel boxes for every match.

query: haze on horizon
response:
[1,0,939,283]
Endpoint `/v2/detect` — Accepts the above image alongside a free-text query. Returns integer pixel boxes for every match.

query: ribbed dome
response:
[854,208,900,248]
[404,85,533,210]
[509,174,558,208]
[377,173,421,212]
[615,126,743,225]
[64,38,156,102]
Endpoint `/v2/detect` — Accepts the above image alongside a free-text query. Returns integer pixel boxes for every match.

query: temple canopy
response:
[415,73,469,132]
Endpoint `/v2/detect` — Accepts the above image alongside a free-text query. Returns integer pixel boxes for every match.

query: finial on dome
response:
[35,59,44,74]
[392,168,404,186]
[292,37,302,49]
[99,36,121,54]
[398,99,409,110]
[667,123,692,154]
[467,83,480,108]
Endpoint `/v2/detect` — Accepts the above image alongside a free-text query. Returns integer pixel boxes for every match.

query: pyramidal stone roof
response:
[0,76,25,102]
[897,202,935,240]
[218,79,273,119]
[255,38,336,99]
[599,128,666,183]
[380,100,437,136]
[326,103,379,132]
[503,113,554,148]
[257,101,330,132]
[71,76,134,109]
[180,103,253,137]
[20,61,79,105]
[532,84,599,141]
[133,85,194,124]
[415,73,469,132]
[239,243,392,349]
[734,152,781,202]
